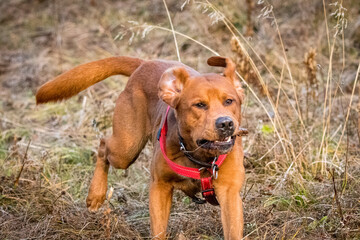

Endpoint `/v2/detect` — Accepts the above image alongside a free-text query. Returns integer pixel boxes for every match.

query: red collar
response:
[158,106,228,205]
[158,106,227,179]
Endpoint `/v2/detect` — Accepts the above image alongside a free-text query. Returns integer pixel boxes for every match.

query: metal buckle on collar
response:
[212,164,219,179]
[211,157,219,179]
[179,141,186,151]
[198,167,207,172]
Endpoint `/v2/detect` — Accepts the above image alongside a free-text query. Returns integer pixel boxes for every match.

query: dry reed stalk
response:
[304,48,318,119]
[275,64,285,112]
[318,0,346,173]
[304,48,318,88]
[322,0,331,53]
[330,62,360,163]
[329,169,344,223]
[230,36,261,94]
[14,140,31,187]
[162,0,181,62]
[269,10,305,132]
[245,0,254,37]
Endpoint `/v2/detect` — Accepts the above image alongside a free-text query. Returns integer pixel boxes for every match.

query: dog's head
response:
[158,56,244,156]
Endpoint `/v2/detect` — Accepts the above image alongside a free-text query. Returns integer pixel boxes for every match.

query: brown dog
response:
[36,56,245,239]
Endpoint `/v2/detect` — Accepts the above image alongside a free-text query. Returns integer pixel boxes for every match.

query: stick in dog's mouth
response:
[196,135,236,151]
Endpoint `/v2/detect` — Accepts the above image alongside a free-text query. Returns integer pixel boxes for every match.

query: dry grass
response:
[1,0,360,239]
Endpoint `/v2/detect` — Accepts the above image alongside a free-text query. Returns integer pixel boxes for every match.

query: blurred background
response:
[0,0,359,239]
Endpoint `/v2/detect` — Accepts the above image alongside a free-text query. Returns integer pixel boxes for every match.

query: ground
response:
[0,0,359,239]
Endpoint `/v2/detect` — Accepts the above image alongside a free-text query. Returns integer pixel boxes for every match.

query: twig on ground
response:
[14,140,31,187]
[329,169,344,223]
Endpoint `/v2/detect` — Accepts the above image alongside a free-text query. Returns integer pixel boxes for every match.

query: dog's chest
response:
[172,177,201,197]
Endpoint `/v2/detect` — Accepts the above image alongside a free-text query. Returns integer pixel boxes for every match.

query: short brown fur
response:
[36,56,246,239]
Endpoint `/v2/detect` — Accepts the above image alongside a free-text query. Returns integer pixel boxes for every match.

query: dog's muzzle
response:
[195,116,237,154]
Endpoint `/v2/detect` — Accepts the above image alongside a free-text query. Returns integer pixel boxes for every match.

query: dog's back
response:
[35,57,198,108]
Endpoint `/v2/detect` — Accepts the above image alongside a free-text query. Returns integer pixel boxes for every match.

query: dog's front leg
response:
[149,181,173,239]
[216,185,244,239]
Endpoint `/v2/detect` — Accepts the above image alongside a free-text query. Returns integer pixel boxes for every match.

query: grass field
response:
[0,0,359,239]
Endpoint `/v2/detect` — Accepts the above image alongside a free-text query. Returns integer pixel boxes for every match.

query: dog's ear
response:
[158,67,190,108]
[207,56,244,103]
[207,56,235,80]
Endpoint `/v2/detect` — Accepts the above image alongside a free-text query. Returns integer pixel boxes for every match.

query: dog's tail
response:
[36,56,144,104]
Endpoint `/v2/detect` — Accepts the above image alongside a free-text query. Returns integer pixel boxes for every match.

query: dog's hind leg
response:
[86,92,150,211]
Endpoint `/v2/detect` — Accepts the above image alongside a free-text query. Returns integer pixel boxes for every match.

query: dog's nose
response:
[215,117,234,137]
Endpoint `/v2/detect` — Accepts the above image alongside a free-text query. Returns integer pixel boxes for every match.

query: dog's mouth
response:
[196,135,236,153]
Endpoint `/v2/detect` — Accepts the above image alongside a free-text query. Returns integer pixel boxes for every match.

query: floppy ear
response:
[158,67,190,108]
[207,56,244,103]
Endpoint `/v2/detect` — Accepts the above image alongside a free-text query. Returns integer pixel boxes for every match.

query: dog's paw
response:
[86,194,106,212]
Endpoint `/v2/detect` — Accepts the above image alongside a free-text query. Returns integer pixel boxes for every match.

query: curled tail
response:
[36,56,144,104]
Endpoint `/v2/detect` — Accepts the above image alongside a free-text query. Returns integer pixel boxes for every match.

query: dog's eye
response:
[224,99,233,106]
[194,102,207,109]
